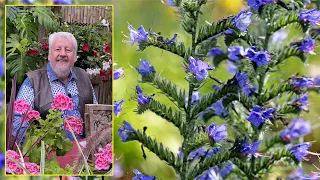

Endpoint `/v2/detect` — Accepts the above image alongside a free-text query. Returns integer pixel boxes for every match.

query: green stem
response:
[182,4,202,178]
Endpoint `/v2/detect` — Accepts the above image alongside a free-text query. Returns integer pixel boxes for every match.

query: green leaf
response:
[190,77,238,118]
[269,11,308,33]
[146,75,186,108]
[196,16,235,45]
[29,146,41,163]
[14,14,38,41]
[6,6,25,23]
[126,129,182,172]
[30,7,56,32]
[6,34,28,56]
[135,99,186,135]
[139,37,188,59]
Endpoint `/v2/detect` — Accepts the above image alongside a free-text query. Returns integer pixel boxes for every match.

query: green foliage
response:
[30,7,56,32]
[136,99,186,135]
[146,75,186,109]
[119,0,318,179]
[127,129,182,172]
[22,109,73,174]
[54,22,112,70]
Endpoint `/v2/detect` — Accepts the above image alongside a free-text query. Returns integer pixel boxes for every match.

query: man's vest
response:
[26,66,94,120]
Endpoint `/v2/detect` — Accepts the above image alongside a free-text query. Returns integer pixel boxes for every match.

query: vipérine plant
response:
[116,0,320,179]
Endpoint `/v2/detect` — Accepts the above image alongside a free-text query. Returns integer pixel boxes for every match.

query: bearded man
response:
[12,32,97,142]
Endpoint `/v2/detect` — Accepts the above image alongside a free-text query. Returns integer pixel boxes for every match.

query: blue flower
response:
[232,10,252,32]
[291,93,309,111]
[304,0,311,3]
[247,0,274,11]
[114,68,124,80]
[245,48,256,58]
[125,24,148,45]
[0,57,3,77]
[133,169,157,180]
[247,105,276,127]
[187,148,206,161]
[298,36,316,55]
[185,91,200,107]
[250,51,271,67]
[280,118,311,142]
[235,72,256,96]
[314,75,320,86]
[136,59,156,77]
[178,147,184,159]
[219,162,235,178]
[213,99,228,116]
[118,120,135,142]
[224,29,235,35]
[247,111,265,127]
[206,148,223,158]
[0,153,4,169]
[114,100,125,117]
[288,142,311,161]
[239,139,261,155]
[208,48,224,57]
[227,60,238,74]
[22,0,34,4]
[195,167,221,180]
[167,0,174,6]
[292,77,315,89]
[136,85,153,105]
[212,85,221,90]
[186,56,213,81]
[271,29,288,43]
[207,123,228,143]
[247,0,263,11]
[228,46,246,62]
[54,0,72,4]
[287,168,304,180]
[164,34,177,45]
[262,108,276,119]
[299,9,320,26]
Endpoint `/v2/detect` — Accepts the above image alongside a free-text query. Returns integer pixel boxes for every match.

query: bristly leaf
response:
[190,77,238,119]
[255,148,298,176]
[196,16,235,46]
[268,11,308,33]
[135,99,186,135]
[189,151,237,179]
[224,30,260,48]
[258,83,298,104]
[273,46,306,65]
[146,75,186,109]
[126,129,182,171]
[261,133,284,153]
[310,28,320,41]
[138,36,189,59]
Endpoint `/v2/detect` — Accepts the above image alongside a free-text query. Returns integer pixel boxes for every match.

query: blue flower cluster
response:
[247,105,276,127]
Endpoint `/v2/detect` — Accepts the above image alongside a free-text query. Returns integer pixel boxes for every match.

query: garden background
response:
[1,0,320,179]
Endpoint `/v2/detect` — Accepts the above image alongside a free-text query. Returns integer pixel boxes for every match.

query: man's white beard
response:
[54,64,72,79]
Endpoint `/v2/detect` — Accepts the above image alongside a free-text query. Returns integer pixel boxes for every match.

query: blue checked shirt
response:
[13,63,97,144]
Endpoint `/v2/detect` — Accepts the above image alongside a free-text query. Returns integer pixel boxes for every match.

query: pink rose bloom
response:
[14,99,30,114]
[64,116,83,135]
[51,93,73,111]
[25,162,40,175]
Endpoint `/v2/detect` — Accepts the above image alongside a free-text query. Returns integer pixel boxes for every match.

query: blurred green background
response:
[2,0,320,179]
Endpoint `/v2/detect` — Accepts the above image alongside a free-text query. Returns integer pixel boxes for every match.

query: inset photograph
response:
[5,5,113,176]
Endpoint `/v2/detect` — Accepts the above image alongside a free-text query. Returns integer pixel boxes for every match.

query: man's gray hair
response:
[48,32,78,52]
